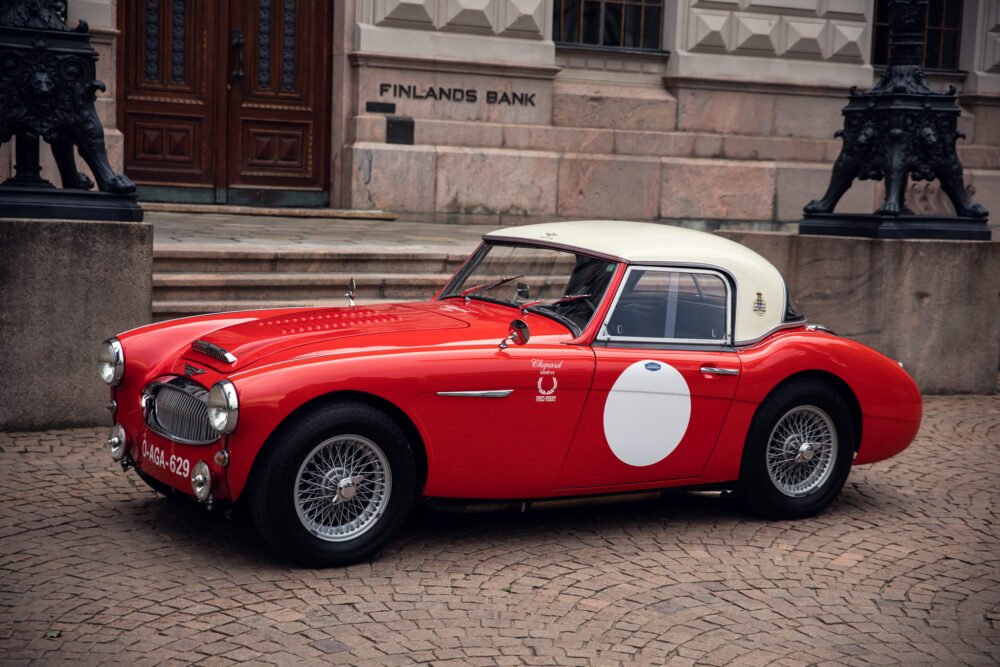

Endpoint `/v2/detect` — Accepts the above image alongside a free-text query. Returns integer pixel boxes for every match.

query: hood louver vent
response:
[192,339,237,364]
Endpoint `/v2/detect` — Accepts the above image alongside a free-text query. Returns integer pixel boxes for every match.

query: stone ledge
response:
[716,230,1000,394]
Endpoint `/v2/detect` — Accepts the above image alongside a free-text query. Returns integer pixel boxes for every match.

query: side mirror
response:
[500,319,530,349]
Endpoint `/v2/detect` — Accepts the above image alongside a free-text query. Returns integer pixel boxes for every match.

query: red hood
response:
[182,303,469,371]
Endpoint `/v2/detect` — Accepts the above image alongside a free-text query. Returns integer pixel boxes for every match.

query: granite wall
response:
[0,219,152,430]
[717,231,1000,394]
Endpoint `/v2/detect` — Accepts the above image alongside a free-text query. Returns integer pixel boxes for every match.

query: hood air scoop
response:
[192,339,237,364]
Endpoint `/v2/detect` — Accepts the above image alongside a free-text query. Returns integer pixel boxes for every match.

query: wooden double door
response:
[119,0,331,206]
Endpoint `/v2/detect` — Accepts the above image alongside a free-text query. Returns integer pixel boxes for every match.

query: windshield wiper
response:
[523,305,581,336]
[459,274,525,302]
[518,293,591,311]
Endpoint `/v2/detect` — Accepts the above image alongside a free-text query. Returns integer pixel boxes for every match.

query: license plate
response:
[139,434,191,479]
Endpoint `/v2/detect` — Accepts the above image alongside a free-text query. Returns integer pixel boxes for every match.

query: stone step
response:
[153,272,452,302]
[153,247,470,275]
[153,297,417,323]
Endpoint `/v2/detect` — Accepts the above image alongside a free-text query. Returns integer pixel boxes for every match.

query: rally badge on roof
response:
[753,292,766,316]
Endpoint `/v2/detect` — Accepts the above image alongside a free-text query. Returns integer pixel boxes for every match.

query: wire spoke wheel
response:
[294,434,392,542]
[765,405,838,497]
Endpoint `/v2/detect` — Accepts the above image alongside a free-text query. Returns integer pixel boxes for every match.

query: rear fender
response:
[699,331,922,482]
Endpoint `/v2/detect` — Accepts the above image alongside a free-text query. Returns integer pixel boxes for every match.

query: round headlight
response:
[98,338,124,386]
[207,380,239,434]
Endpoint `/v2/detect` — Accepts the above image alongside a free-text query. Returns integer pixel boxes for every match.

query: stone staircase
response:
[152,247,469,322]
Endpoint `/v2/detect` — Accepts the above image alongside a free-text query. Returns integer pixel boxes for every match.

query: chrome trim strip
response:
[700,366,740,376]
[436,390,514,398]
[734,320,810,347]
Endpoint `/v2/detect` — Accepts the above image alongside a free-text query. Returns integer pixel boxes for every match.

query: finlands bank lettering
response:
[378,83,536,107]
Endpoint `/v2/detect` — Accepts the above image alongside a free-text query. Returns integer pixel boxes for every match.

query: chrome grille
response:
[146,378,217,444]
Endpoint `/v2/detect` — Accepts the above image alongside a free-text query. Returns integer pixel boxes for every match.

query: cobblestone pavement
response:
[1,395,998,666]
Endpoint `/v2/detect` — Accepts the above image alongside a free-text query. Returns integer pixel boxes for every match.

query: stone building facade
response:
[3,0,999,227]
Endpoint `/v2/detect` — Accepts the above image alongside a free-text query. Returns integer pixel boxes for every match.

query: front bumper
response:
[112,421,232,502]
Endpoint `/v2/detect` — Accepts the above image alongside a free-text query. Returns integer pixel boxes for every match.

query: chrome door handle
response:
[700,366,739,376]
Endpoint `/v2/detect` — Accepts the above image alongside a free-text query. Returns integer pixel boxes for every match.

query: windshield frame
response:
[439,240,621,336]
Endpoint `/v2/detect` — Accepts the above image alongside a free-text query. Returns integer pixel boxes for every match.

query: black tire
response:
[738,379,855,519]
[248,402,416,567]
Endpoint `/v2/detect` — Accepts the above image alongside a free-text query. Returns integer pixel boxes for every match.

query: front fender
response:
[223,350,435,501]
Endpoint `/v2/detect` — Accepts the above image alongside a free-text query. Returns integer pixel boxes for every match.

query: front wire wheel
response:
[249,402,416,567]
[740,380,855,519]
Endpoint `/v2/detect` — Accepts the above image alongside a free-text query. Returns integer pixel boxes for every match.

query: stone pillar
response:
[0,218,152,430]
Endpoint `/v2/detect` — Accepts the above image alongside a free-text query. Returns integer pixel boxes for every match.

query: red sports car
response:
[99,221,922,566]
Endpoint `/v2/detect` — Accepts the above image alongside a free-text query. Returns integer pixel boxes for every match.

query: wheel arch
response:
[239,390,429,504]
[758,370,863,452]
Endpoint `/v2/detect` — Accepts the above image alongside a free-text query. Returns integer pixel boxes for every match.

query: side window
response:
[602,268,730,344]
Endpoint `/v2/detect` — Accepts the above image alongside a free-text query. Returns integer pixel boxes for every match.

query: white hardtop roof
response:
[485,221,788,344]
[487,220,758,264]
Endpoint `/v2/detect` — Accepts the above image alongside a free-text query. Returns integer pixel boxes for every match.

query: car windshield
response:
[440,242,618,335]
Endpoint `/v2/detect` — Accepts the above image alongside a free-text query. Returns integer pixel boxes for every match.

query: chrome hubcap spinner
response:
[294,435,391,542]
[765,405,837,497]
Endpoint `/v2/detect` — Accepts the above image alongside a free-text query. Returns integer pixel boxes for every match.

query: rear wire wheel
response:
[739,379,855,519]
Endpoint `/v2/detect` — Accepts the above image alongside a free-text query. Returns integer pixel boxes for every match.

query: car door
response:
[412,339,596,499]
[556,266,742,490]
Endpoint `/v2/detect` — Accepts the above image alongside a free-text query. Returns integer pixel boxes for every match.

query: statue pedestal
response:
[800,213,991,241]
[716,230,1000,394]
[0,186,143,221]
[0,218,152,430]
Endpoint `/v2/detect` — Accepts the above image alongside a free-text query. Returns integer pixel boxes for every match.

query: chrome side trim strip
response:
[436,390,514,398]
[734,319,810,347]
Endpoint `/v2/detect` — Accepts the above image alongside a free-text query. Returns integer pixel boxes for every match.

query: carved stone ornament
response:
[804,0,987,221]
[0,0,137,197]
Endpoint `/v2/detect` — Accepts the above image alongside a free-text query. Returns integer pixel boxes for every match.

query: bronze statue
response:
[804,0,986,221]
[0,0,136,195]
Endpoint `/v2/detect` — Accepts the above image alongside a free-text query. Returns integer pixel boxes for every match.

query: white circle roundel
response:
[603,360,692,467]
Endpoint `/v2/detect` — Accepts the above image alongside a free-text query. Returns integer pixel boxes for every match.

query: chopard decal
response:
[531,359,563,370]
[537,376,558,401]
[184,363,206,376]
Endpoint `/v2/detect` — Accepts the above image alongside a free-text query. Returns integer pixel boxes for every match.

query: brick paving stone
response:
[1,395,999,665]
